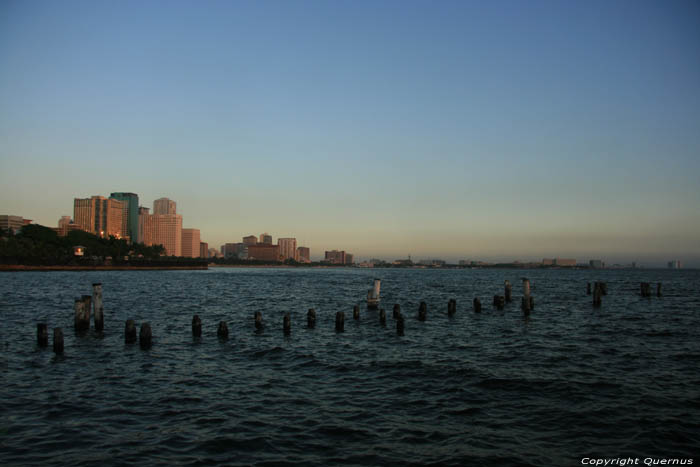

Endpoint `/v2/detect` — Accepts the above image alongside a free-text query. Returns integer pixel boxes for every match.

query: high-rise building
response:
[208,248,220,258]
[110,192,140,243]
[345,253,354,265]
[73,196,125,238]
[259,233,272,244]
[325,250,347,264]
[54,216,81,237]
[199,242,209,258]
[153,197,176,215]
[248,244,280,262]
[181,228,201,258]
[0,215,25,232]
[278,238,297,260]
[296,246,310,263]
[243,235,258,245]
[222,243,247,259]
[140,211,182,256]
[668,260,682,269]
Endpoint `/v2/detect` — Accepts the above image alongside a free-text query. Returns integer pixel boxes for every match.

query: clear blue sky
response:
[1,0,699,265]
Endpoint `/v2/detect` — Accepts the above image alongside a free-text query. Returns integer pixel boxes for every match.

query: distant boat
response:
[367,278,380,308]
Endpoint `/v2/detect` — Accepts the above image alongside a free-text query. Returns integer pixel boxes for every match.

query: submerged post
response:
[192,315,202,338]
[335,312,345,333]
[587,282,591,295]
[447,299,456,316]
[139,323,152,349]
[125,319,137,343]
[217,321,229,339]
[529,295,534,310]
[593,282,602,307]
[505,280,512,303]
[53,328,64,354]
[392,304,401,320]
[521,296,531,315]
[307,309,316,328]
[473,298,481,313]
[255,311,264,332]
[353,305,360,320]
[657,283,662,297]
[283,313,291,335]
[74,297,90,333]
[418,301,427,321]
[600,283,608,295]
[92,283,104,332]
[396,315,404,336]
[641,282,651,297]
[494,295,505,310]
[379,308,386,326]
[37,323,49,347]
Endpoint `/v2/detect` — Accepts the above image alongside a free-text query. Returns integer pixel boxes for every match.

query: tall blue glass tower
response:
[109,192,140,243]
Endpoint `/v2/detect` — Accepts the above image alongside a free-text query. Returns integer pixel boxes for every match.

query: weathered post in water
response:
[392,304,401,320]
[418,301,427,321]
[447,299,456,316]
[139,323,152,349]
[522,296,531,315]
[657,283,662,297]
[529,295,534,310]
[353,305,360,320]
[255,311,264,332]
[522,279,531,297]
[493,295,505,310]
[593,282,602,307]
[125,319,137,343]
[37,323,49,347]
[587,283,591,295]
[192,315,202,337]
[307,309,316,328]
[283,313,291,335]
[379,309,386,326]
[217,321,229,339]
[74,297,90,333]
[335,312,345,333]
[641,282,652,297]
[397,315,405,336]
[92,283,104,332]
[473,298,481,313]
[53,328,64,354]
[505,280,512,303]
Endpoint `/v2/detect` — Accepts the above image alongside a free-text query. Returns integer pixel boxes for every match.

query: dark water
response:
[1,268,698,466]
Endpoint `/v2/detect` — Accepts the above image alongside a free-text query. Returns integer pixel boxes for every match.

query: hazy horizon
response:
[1,1,699,266]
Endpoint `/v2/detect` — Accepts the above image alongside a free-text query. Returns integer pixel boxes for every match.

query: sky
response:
[1,0,699,265]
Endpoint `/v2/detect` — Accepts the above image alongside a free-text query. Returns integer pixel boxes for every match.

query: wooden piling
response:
[283,313,291,335]
[124,319,137,343]
[397,315,404,336]
[600,283,607,295]
[494,295,505,310]
[74,297,90,333]
[473,298,481,313]
[217,321,229,339]
[53,328,64,354]
[587,282,591,295]
[418,301,427,321]
[192,315,202,337]
[521,296,531,315]
[139,323,152,349]
[92,283,104,332]
[447,299,456,316]
[37,323,49,347]
[657,283,662,297]
[379,308,386,326]
[593,282,602,307]
[522,279,531,297]
[529,295,534,310]
[392,304,401,319]
[641,282,651,297]
[353,305,360,320]
[307,309,316,328]
[335,312,344,333]
[255,311,264,332]
[505,280,512,303]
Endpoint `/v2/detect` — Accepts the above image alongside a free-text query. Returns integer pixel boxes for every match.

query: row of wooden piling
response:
[37,279,666,354]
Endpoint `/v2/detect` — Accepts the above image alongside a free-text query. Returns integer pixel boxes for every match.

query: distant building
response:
[589,259,604,269]
[110,192,140,243]
[54,216,82,237]
[668,260,682,269]
[181,228,201,257]
[199,242,208,258]
[345,253,354,265]
[222,242,247,259]
[153,197,176,215]
[73,196,125,238]
[545,258,576,267]
[296,246,310,263]
[542,258,554,266]
[259,233,272,244]
[325,250,347,264]
[208,248,221,258]
[278,238,297,261]
[419,259,445,266]
[140,210,182,256]
[243,235,258,246]
[0,215,26,232]
[248,244,280,262]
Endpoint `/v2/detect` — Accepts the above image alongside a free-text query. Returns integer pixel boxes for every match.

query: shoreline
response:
[0,265,208,271]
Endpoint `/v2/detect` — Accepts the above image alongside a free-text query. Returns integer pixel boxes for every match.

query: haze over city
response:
[1,0,699,266]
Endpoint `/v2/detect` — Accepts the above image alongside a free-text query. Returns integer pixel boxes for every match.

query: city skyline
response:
[1,1,699,266]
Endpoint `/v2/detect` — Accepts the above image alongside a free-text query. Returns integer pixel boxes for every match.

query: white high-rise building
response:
[278,238,297,261]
